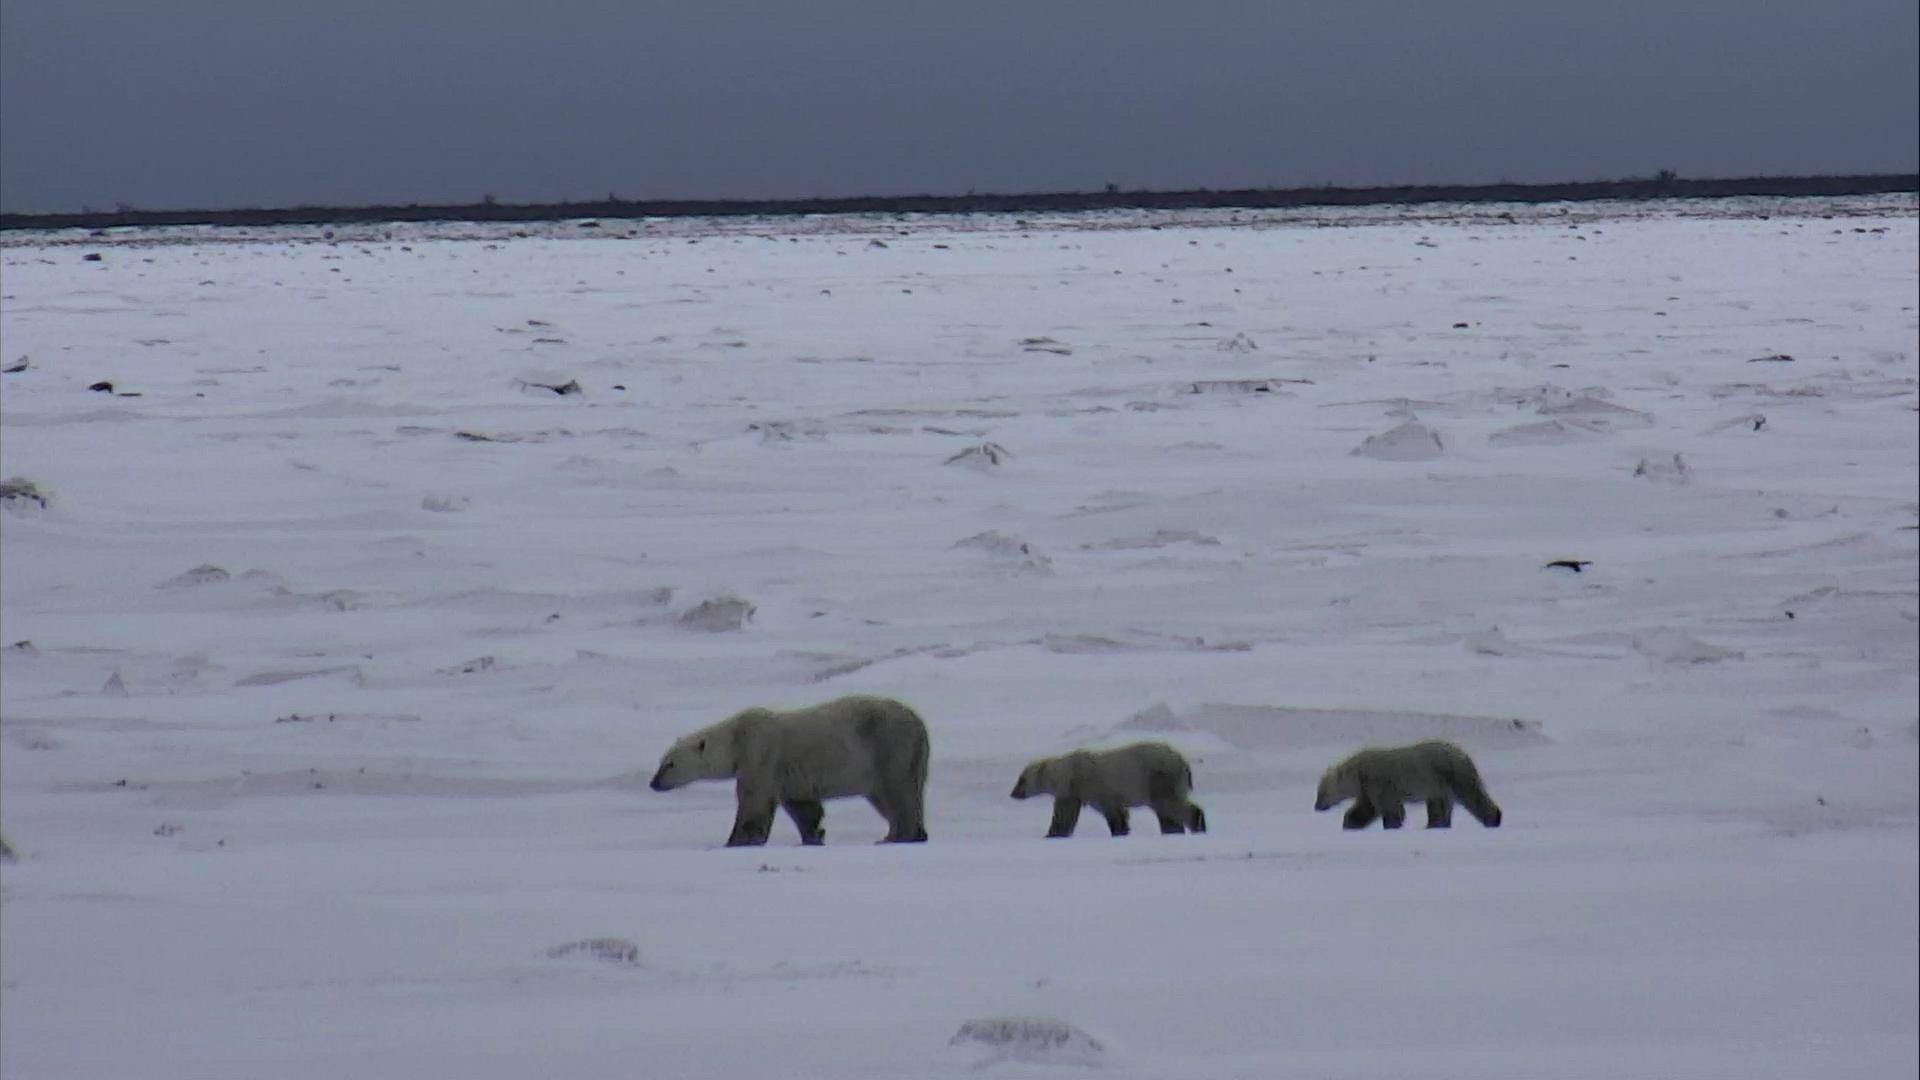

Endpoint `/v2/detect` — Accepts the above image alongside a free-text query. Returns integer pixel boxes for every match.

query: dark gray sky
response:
[3,1,1915,213]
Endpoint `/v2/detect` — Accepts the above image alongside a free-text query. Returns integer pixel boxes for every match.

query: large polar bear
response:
[1314,740,1503,830]
[649,695,930,846]
[1010,741,1207,838]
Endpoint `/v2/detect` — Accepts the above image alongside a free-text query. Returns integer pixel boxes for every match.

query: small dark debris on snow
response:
[612,384,627,391]
[944,442,1012,467]
[83,253,103,262]
[3,356,27,373]
[522,379,581,396]
[546,937,641,965]
[1747,353,1795,363]
[89,380,115,393]
[1544,559,1592,572]
[950,1016,1106,1067]
[1452,321,1470,329]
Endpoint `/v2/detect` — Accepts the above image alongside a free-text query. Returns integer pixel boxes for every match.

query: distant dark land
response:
[2,173,1914,232]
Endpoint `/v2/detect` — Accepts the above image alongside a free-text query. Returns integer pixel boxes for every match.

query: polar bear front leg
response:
[782,799,826,845]
[1098,801,1131,837]
[1424,797,1454,828]
[1342,797,1381,830]
[727,789,777,847]
[1046,797,1083,838]
[1368,783,1407,829]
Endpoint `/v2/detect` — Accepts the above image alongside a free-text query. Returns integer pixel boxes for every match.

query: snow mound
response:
[1630,630,1744,665]
[546,938,641,966]
[1080,529,1221,551]
[1353,419,1445,460]
[1138,702,1548,750]
[1462,627,1521,655]
[1633,453,1693,484]
[678,596,756,632]
[748,420,826,444]
[158,564,231,589]
[1117,701,1193,732]
[1488,418,1609,445]
[950,1016,1106,1067]
[952,531,1054,574]
[1537,395,1655,428]
[1188,378,1289,395]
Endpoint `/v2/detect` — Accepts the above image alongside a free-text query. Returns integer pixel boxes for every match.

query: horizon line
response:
[3,171,1915,231]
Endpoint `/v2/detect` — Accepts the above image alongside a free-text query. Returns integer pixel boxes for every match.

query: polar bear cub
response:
[1011,740,1206,838]
[1314,740,1503,830]
[650,694,930,846]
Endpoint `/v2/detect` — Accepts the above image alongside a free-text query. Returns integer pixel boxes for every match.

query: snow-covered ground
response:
[2,196,1915,1079]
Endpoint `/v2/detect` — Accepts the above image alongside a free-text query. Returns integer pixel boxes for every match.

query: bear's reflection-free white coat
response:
[651,694,931,846]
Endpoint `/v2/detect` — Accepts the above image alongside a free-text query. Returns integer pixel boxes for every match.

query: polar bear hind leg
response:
[782,799,826,845]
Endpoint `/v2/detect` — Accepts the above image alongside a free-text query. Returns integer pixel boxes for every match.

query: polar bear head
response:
[649,719,742,791]
[1313,761,1361,811]
[1009,755,1072,799]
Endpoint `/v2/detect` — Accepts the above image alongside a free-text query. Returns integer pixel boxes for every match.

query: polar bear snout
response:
[649,757,690,791]
[1010,763,1046,799]
[1313,774,1344,811]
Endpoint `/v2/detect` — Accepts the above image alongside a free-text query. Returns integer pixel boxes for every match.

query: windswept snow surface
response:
[3,198,1916,1079]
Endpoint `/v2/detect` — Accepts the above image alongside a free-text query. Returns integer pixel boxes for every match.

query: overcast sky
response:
[3,1,1915,213]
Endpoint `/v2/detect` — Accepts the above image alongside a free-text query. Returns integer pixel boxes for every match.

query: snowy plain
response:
[1,196,1915,1079]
